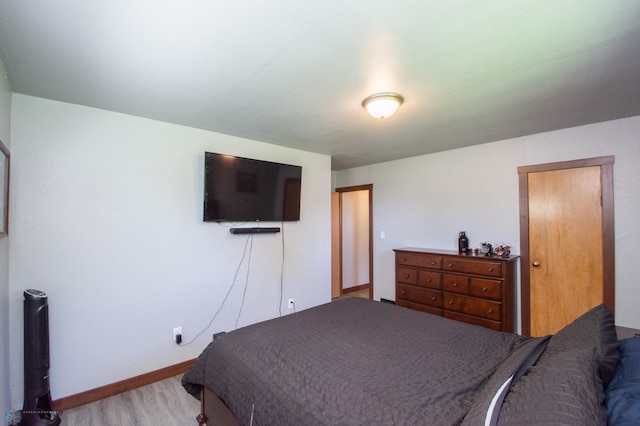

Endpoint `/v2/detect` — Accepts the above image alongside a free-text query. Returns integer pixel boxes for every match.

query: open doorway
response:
[331,184,373,300]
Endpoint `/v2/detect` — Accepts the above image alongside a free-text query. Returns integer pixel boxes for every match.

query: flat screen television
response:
[203,152,302,222]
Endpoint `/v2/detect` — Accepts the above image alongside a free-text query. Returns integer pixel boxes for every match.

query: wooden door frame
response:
[518,156,615,335]
[335,184,373,299]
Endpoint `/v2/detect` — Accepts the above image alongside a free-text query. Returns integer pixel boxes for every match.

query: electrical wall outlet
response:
[173,327,182,342]
[288,298,295,309]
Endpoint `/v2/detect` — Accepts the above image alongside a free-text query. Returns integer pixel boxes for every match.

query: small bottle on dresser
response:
[458,231,469,254]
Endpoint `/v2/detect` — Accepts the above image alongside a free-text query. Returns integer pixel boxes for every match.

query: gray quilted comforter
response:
[182,298,557,425]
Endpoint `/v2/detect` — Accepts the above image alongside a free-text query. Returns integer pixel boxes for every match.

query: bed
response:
[182,297,638,425]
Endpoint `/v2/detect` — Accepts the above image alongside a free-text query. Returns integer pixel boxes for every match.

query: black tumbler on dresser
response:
[458,231,469,254]
[19,289,61,426]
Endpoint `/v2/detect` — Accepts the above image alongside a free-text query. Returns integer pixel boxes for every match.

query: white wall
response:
[0,58,12,418]
[8,94,332,406]
[335,116,640,331]
[341,190,369,289]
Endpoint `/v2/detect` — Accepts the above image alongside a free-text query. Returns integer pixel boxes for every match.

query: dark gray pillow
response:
[498,348,607,425]
[546,304,619,388]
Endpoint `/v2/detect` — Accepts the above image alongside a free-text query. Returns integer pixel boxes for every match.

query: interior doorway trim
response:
[518,156,615,335]
[336,184,373,299]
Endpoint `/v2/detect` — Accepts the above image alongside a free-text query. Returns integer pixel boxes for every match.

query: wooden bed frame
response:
[616,325,640,340]
[199,386,239,426]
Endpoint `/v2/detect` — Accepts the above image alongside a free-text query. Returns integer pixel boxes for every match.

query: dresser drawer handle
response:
[488,308,494,314]
[431,261,436,265]
[447,263,453,268]
[452,282,458,287]
[402,290,406,295]
[482,287,487,292]
[404,274,410,279]
[431,296,436,301]
[401,257,406,262]
[448,300,453,305]
[487,267,494,272]
[426,277,432,282]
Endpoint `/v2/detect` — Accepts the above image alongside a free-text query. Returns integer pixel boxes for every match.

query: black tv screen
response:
[203,152,302,222]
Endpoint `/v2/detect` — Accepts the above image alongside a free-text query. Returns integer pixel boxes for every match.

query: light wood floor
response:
[61,375,200,426]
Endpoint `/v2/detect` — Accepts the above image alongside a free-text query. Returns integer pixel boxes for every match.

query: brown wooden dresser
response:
[394,248,519,333]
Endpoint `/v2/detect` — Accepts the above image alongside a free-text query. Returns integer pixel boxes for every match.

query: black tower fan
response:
[20,289,61,426]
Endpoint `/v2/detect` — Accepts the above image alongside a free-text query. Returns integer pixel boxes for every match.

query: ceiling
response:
[1,1,639,170]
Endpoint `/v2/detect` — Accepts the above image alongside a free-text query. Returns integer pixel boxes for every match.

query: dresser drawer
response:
[418,271,442,289]
[396,252,442,269]
[398,300,443,317]
[443,294,501,321]
[470,278,502,300]
[397,267,417,284]
[397,284,443,308]
[443,274,469,294]
[443,258,502,277]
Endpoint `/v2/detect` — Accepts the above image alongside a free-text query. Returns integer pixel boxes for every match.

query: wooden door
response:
[331,192,341,299]
[519,157,615,336]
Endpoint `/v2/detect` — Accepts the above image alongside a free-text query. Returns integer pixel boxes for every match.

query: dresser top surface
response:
[394,247,519,261]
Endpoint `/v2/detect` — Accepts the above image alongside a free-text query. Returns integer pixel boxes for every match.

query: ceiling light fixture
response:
[362,93,404,119]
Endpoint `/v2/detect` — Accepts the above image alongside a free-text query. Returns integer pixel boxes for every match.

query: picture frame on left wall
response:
[0,138,9,237]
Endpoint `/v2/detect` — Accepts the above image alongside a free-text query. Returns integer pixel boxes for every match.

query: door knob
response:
[532,261,541,267]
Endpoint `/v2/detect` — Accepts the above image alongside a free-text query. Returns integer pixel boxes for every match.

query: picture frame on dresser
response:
[0,138,9,237]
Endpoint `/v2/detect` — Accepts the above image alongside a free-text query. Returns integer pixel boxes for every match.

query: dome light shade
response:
[362,93,404,119]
